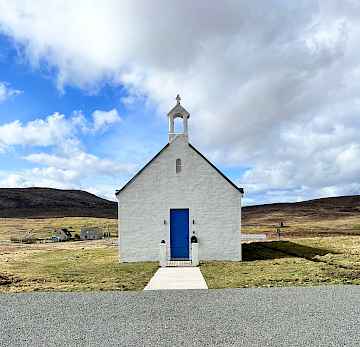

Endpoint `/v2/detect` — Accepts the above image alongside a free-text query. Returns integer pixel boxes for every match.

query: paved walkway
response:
[144,267,208,290]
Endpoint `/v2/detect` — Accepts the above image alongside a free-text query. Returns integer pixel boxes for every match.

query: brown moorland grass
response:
[0,240,157,292]
[201,236,360,289]
[242,216,360,238]
[2,217,360,292]
[242,196,360,238]
[0,217,118,241]
[1,236,360,292]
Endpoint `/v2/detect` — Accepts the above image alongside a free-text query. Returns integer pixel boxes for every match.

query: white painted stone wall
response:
[117,135,242,262]
[159,243,167,267]
[191,242,199,266]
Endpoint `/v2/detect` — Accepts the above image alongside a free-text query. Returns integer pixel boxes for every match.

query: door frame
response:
[169,208,190,260]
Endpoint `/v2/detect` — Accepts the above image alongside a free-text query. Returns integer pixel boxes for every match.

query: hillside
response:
[1,188,360,237]
[0,188,117,218]
[243,195,360,237]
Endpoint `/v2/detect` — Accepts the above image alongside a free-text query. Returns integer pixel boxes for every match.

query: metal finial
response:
[176,94,181,104]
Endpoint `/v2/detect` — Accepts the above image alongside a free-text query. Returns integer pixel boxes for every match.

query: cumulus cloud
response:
[24,151,135,177]
[91,109,121,132]
[0,168,118,200]
[1,1,360,202]
[0,168,78,190]
[0,81,22,102]
[0,109,121,151]
[0,108,130,199]
[0,113,75,150]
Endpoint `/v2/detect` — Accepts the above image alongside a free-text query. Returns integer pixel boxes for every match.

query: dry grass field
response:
[1,213,360,292]
[243,215,360,238]
[1,233,360,292]
[0,240,158,292]
[242,195,360,238]
[0,217,160,292]
[0,217,118,241]
[201,236,360,288]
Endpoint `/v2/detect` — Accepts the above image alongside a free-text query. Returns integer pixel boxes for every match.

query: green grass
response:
[201,237,360,289]
[0,243,158,292]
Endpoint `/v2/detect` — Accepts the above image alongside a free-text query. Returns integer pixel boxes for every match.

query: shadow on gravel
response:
[243,241,336,261]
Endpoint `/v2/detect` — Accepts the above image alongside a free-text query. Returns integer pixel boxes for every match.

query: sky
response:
[0,1,360,205]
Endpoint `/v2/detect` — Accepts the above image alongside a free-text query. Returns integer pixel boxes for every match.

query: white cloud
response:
[0,81,22,103]
[0,168,78,190]
[0,113,75,150]
[0,109,122,151]
[91,109,121,132]
[24,151,135,177]
[0,150,134,200]
[0,164,127,201]
[0,168,119,200]
[240,109,360,204]
[0,109,130,199]
[2,1,360,202]
[85,185,119,201]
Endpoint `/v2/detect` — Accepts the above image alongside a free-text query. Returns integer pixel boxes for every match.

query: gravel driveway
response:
[1,286,360,346]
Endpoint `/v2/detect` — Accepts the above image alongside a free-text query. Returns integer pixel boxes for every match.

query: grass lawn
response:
[0,241,158,292]
[201,236,360,288]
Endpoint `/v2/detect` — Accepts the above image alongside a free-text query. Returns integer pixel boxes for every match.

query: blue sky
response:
[0,34,165,199]
[1,1,360,205]
[0,30,245,202]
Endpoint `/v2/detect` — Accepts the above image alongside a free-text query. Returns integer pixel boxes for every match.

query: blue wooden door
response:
[170,209,189,259]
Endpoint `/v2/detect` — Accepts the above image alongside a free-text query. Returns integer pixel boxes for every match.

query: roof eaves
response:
[115,141,244,196]
[188,143,244,195]
[115,143,170,196]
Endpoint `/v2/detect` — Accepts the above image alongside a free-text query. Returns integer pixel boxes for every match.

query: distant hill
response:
[1,188,360,235]
[243,195,360,224]
[243,195,360,237]
[0,188,117,218]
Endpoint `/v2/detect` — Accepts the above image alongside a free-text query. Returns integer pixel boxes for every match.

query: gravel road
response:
[1,286,360,346]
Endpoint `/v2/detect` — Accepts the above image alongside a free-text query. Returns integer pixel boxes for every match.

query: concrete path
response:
[144,267,208,290]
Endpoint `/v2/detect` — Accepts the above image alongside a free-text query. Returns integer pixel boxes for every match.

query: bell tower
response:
[167,94,190,143]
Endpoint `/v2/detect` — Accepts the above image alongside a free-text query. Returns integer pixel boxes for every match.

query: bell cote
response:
[167,94,190,143]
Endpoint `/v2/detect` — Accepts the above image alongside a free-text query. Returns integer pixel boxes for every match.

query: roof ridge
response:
[115,141,244,196]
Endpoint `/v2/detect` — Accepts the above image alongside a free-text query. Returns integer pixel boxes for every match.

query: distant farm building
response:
[80,227,104,240]
[53,228,73,242]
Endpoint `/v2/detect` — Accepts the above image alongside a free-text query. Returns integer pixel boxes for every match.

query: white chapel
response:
[116,96,243,263]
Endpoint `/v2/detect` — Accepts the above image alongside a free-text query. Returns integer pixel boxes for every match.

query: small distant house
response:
[115,96,244,263]
[80,227,103,240]
[53,228,72,241]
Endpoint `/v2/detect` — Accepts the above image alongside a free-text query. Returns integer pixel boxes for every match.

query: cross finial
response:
[176,94,181,104]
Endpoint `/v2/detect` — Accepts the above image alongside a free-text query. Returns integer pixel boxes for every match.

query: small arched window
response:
[176,158,182,173]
